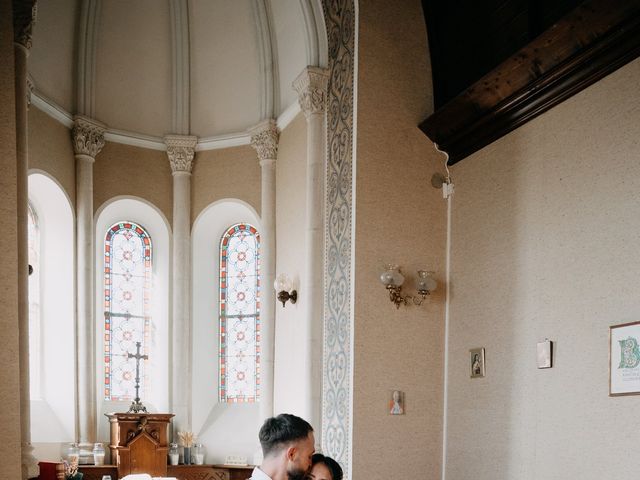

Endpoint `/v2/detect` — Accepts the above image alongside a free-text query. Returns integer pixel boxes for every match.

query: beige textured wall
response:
[191,145,261,224]
[446,58,640,480]
[28,107,75,205]
[0,0,25,477]
[353,0,446,478]
[273,113,308,415]
[94,142,173,224]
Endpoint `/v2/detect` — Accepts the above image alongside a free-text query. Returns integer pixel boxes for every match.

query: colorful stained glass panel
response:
[219,224,260,402]
[103,221,152,401]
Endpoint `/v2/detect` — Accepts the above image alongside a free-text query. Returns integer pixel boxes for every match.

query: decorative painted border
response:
[322,0,355,477]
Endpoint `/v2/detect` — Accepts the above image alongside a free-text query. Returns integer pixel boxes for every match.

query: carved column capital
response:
[249,119,279,164]
[72,116,106,160]
[13,0,37,52]
[165,135,198,174]
[293,66,329,118]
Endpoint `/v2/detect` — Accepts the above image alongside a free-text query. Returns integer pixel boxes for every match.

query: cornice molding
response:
[13,0,37,51]
[249,119,279,162]
[72,115,106,159]
[31,90,301,152]
[293,66,329,117]
[165,135,198,174]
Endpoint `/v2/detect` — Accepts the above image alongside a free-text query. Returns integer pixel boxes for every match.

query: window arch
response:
[103,221,152,401]
[27,203,41,399]
[219,223,261,403]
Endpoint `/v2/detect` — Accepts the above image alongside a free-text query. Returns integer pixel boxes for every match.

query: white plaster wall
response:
[270,0,308,114]
[28,173,76,444]
[189,0,261,137]
[95,0,172,136]
[446,58,640,480]
[28,0,78,112]
[191,200,263,463]
[94,197,171,443]
[273,114,308,417]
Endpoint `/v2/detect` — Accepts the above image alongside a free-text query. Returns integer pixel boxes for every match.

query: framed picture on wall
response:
[470,347,485,378]
[610,321,640,396]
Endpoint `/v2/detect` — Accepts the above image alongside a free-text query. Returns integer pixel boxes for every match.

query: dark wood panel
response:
[167,465,253,480]
[419,0,640,164]
[77,465,118,480]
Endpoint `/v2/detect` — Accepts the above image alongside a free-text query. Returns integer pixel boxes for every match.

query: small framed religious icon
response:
[610,321,640,396]
[470,348,485,378]
[389,390,405,415]
[537,339,553,369]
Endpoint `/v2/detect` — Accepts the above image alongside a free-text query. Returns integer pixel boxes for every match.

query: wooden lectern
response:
[106,412,174,478]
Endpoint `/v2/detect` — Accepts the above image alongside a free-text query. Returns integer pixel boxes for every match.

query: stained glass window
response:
[103,221,152,401]
[27,204,41,399]
[219,223,261,402]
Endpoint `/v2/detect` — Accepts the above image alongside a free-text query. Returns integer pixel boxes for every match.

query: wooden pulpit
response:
[106,412,174,478]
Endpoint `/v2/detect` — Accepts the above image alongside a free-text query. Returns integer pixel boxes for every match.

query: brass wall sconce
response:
[379,264,437,309]
[274,273,297,307]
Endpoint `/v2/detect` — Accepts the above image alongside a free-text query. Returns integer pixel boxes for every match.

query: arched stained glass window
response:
[104,221,152,401]
[219,223,261,403]
[27,203,41,399]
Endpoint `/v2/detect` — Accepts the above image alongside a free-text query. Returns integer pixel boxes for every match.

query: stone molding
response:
[13,0,37,51]
[249,119,279,162]
[293,66,329,118]
[165,134,198,174]
[26,75,34,108]
[72,115,106,159]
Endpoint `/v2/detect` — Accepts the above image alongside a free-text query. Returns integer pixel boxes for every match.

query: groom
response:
[249,414,315,480]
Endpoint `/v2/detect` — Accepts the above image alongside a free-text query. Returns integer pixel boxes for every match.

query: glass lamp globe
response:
[416,270,437,293]
[274,273,292,293]
[380,264,404,287]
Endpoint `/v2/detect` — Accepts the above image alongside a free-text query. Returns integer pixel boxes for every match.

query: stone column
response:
[293,66,328,441]
[13,2,38,477]
[165,135,197,433]
[72,116,105,449]
[249,120,278,424]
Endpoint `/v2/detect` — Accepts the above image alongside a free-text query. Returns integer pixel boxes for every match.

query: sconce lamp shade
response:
[416,270,437,294]
[380,265,405,287]
[273,273,293,293]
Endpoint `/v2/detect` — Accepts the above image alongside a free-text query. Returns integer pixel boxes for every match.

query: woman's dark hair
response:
[311,453,343,480]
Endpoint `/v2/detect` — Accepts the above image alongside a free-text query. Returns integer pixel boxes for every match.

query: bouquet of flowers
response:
[177,431,196,448]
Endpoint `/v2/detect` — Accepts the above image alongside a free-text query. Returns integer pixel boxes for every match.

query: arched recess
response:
[191,199,263,463]
[27,171,76,445]
[94,196,171,441]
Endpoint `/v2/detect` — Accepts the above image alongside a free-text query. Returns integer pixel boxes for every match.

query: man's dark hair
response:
[258,414,313,457]
[311,453,343,480]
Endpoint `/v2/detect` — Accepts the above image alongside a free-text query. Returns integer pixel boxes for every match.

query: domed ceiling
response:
[28,0,326,149]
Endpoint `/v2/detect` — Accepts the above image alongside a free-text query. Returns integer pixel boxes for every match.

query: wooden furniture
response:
[77,464,118,480]
[167,465,253,480]
[106,412,174,478]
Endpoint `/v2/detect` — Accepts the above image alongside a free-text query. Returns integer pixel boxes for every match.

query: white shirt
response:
[249,467,273,480]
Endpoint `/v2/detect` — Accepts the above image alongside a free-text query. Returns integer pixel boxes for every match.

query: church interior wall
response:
[0,1,24,475]
[27,0,76,114]
[93,142,173,225]
[191,199,262,464]
[27,107,76,206]
[273,113,309,417]
[352,0,446,478]
[446,57,640,480]
[191,145,262,225]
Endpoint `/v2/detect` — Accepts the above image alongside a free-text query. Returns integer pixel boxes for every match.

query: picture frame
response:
[470,347,485,378]
[389,390,405,415]
[610,321,640,396]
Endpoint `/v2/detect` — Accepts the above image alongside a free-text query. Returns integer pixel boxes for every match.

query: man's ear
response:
[286,445,297,461]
